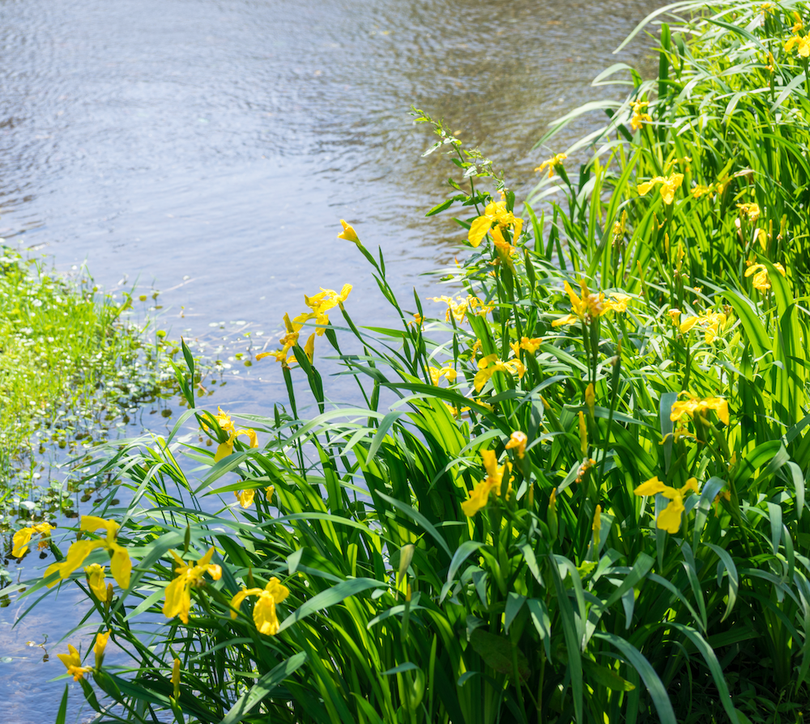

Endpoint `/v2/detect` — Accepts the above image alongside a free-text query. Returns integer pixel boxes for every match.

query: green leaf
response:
[583,659,636,692]
[592,632,676,724]
[704,543,739,622]
[504,593,526,633]
[441,541,484,602]
[787,461,805,520]
[219,652,308,724]
[469,629,530,680]
[659,392,678,473]
[381,662,419,676]
[55,683,69,724]
[277,578,386,633]
[723,289,770,360]
[377,492,453,559]
[426,197,460,217]
[666,623,740,724]
[734,440,784,490]
[527,598,552,660]
[550,560,583,722]
[368,411,404,462]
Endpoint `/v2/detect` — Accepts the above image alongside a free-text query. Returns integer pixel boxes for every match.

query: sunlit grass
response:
[13,2,810,723]
[0,247,174,577]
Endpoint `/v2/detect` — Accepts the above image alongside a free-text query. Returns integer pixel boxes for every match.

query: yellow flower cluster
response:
[467,199,524,249]
[673,309,728,343]
[671,393,729,426]
[637,173,684,205]
[258,285,352,367]
[234,485,274,509]
[163,547,222,625]
[45,516,132,591]
[429,294,493,324]
[429,365,457,386]
[630,100,652,131]
[461,450,510,517]
[786,29,810,57]
[535,153,567,179]
[745,262,786,292]
[206,407,258,463]
[552,280,630,328]
[473,353,526,393]
[230,577,290,636]
[505,431,527,458]
[634,476,700,534]
[57,631,110,682]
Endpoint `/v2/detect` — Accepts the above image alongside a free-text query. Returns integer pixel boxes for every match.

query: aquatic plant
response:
[15,1,810,721]
[0,248,174,582]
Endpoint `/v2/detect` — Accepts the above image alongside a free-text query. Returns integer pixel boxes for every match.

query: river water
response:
[0,0,667,720]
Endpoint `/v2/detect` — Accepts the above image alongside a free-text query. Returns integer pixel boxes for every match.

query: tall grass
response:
[14,2,810,722]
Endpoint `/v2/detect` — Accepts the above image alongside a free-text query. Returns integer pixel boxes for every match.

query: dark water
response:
[0,0,667,720]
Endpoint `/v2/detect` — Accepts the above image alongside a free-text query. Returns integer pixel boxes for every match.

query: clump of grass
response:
[14,2,810,723]
[0,247,174,574]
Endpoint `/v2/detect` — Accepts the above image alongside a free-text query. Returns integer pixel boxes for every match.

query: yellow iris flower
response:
[337,219,359,243]
[585,383,595,412]
[505,431,527,458]
[430,295,469,324]
[94,630,110,668]
[295,284,353,334]
[786,33,810,57]
[473,353,526,393]
[736,203,761,222]
[467,199,524,249]
[57,644,92,681]
[670,393,729,426]
[535,153,567,179]
[691,184,714,199]
[172,658,181,699]
[215,426,259,463]
[163,546,222,625]
[85,563,110,601]
[230,577,290,636]
[551,280,628,327]
[630,100,652,131]
[745,262,786,292]
[45,516,132,590]
[235,489,256,508]
[467,296,494,317]
[678,311,728,343]
[461,450,510,517]
[11,522,54,558]
[519,336,543,354]
[212,407,235,432]
[637,173,684,205]
[634,476,699,534]
[429,365,457,385]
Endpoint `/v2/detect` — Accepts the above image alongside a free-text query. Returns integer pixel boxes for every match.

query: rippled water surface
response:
[0,0,667,720]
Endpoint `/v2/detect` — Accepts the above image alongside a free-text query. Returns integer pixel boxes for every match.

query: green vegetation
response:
[0,247,172,579]
[15,1,810,722]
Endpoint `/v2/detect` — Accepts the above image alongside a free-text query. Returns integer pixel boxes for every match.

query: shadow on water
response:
[0,0,669,720]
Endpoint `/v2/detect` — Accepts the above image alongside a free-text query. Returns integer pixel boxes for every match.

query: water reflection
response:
[0,0,668,719]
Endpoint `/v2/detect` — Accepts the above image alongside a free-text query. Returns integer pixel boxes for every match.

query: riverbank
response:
[14,1,810,722]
